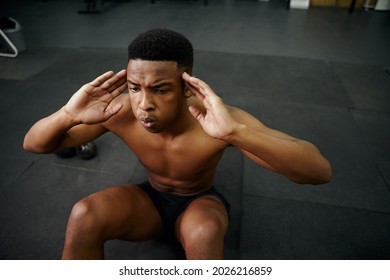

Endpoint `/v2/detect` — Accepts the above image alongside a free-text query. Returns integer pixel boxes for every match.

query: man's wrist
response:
[221,123,247,144]
[60,106,82,127]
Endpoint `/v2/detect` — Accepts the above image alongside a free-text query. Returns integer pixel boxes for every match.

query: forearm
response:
[227,124,332,184]
[23,107,80,153]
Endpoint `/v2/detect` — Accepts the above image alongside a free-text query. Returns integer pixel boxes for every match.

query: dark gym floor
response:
[1,0,390,260]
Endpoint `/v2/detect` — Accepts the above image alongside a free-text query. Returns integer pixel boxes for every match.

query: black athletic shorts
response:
[137,181,230,241]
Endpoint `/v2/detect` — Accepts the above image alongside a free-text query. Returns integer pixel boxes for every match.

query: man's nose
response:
[139,91,155,111]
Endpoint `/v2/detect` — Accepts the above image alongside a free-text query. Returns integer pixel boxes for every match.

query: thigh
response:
[80,184,163,241]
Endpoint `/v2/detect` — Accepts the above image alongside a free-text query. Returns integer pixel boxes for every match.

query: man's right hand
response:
[63,70,127,125]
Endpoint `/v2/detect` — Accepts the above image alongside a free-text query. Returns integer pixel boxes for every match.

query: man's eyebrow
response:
[127,79,139,85]
[127,80,171,88]
[150,82,170,88]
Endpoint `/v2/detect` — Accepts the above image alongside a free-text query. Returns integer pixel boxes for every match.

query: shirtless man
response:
[23,29,332,260]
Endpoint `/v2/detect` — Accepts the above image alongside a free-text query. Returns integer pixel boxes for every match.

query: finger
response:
[183,72,204,94]
[182,72,192,82]
[182,72,215,98]
[182,72,203,91]
[106,75,127,94]
[186,81,214,112]
[102,103,123,121]
[89,71,115,87]
[185,81,205,102]
[193,79,215,98]
[90,69,126,91]
[110,82,128,99]
[188,105,204,124]
[101,69,127,91]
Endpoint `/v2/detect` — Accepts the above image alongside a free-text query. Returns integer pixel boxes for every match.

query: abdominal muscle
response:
[147,166,218,196]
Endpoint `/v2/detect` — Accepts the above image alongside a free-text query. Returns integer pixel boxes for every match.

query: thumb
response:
[102,103,123,121]
[189,106,205,124]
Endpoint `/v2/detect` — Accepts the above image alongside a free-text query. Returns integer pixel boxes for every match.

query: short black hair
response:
[128,29,193,70]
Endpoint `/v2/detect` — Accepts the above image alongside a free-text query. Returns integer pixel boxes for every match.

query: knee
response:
[67,197,102,235]
[182,218,227,246]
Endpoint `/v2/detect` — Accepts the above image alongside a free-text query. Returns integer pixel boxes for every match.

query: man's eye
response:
[155,89,168,94]
[130,87,139,93]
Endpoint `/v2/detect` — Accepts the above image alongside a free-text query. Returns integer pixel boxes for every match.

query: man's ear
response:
[184,86,192,98]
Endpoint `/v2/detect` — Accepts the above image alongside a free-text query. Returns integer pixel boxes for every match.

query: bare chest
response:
[115,123,228,182]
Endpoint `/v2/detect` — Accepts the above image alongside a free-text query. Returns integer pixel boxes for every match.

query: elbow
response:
[23,144,41,154]
[23,136,39,153]
[315,159,332,184]
[23,134,47,154]
[290,160,333,185]
[310,170,332,185]
[321,161,333,184]
[322,164,333,184]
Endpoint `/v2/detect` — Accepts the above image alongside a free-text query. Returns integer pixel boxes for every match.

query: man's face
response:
[127,59,187,133]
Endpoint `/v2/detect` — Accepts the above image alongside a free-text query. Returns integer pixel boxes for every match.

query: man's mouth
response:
[139,117,157,128]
